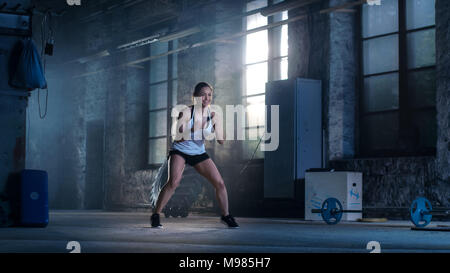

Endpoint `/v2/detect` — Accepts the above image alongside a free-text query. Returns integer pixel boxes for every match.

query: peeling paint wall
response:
[26,1,157,209]
[0,0,31,197]
[436,0,450,182]
[0,96,27,187]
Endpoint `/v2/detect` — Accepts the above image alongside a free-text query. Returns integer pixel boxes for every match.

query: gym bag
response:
[9,39,47,91]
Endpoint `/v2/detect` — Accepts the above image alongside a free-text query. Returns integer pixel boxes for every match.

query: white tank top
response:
[171,106,213,155]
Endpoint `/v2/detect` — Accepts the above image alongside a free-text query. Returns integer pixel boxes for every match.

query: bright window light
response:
[246,31,269,63]
[245,62,268,95]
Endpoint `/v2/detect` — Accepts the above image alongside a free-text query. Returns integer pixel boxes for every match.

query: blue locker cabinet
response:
[264,78,322,198]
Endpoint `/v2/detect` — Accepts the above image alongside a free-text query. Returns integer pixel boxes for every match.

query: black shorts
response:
[168,149,210,166]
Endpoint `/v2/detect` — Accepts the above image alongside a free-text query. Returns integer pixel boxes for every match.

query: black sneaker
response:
[221,214,239,228]
[151,213,163,228]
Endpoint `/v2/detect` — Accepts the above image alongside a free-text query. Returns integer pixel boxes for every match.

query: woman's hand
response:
[172,106,190,142]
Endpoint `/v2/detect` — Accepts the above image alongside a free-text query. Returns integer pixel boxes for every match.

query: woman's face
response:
[199,87,213,107]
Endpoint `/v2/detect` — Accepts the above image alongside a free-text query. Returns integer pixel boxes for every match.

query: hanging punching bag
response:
[9,39,47,91]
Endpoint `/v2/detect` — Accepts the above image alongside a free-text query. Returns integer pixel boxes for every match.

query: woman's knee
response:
[166,176,182,190]
[214,178,226,191]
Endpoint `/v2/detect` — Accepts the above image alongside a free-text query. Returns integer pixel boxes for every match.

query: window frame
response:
[242,0,288,160]
[358,0,436,158]
[148,39,178,168]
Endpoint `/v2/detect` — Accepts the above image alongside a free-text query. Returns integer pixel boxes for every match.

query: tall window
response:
[148,39,178,165]
[243,0,288,159]
[360,0,436,156]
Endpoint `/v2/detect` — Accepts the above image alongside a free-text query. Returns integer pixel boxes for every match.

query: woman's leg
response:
[154,154,186,214]
[193,158,229,216]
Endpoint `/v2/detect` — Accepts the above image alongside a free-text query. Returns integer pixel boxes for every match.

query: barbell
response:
[311,198,362,225]
[311,197,450,227]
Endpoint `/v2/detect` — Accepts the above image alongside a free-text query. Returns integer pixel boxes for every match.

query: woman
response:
[150,82,239,229]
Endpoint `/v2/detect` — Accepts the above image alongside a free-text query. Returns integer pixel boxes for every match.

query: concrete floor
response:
[0,210,449,253]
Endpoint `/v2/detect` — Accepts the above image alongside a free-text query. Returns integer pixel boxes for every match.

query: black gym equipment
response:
[163,203,189,218]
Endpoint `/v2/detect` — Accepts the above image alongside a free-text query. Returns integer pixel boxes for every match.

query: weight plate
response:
[173,206,182,217]
[180,209,189,218]
[163,207,171,218]
[321,197,343,225]
[410,197,432,227]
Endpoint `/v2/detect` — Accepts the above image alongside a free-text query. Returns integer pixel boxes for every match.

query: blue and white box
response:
[305,171,363,221]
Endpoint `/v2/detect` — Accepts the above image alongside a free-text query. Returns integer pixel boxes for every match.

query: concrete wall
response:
[330,157,436,206]
[26,9,91,209]
[436,0,450,183]
[288,0,356,162]
[0,0,31,198]
[327,0,357,160]
[25,1,163,209]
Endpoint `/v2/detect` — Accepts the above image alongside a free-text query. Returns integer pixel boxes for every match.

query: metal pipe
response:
[319,0,367,14]
[261,0,322,17]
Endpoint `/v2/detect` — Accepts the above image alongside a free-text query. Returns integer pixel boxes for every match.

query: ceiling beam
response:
[72,0,368,78]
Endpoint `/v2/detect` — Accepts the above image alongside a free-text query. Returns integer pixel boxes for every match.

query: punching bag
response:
[9,39,47,91]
